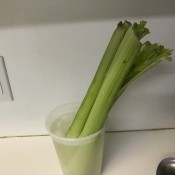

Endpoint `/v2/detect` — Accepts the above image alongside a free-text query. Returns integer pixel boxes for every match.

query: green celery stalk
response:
[66,20,173,138]
[66,21,131,137]
[79,26,142,137]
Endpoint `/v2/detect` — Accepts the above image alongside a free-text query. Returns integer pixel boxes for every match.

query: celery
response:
[79,26,142,137]
[66,21,131,137]
[66,20,173,138]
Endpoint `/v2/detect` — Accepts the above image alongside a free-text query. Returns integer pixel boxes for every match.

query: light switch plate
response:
[0,56,13,101]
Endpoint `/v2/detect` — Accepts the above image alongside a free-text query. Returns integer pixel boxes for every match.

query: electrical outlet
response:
[0,56,13,101]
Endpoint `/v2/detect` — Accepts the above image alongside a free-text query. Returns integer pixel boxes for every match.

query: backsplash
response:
[0,16,175,136]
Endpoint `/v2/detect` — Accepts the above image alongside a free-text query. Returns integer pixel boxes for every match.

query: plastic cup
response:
[45,103,105,175]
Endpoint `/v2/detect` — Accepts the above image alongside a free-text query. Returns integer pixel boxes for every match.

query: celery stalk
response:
[66,21,131,137]
[65,20,173,138]
[79,26,141,137]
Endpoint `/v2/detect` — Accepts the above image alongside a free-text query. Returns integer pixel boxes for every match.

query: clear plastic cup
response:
[45,103,105,175]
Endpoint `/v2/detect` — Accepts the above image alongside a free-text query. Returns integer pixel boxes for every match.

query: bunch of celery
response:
[66,21,173,138]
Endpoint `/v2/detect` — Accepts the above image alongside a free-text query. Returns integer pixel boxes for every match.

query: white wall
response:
[0,1,175,136]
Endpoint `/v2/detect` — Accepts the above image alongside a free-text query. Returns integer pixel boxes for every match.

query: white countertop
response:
[0,129,175,175]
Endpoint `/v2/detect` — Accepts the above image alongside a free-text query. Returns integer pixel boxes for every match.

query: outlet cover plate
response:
[0,56,13,101]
